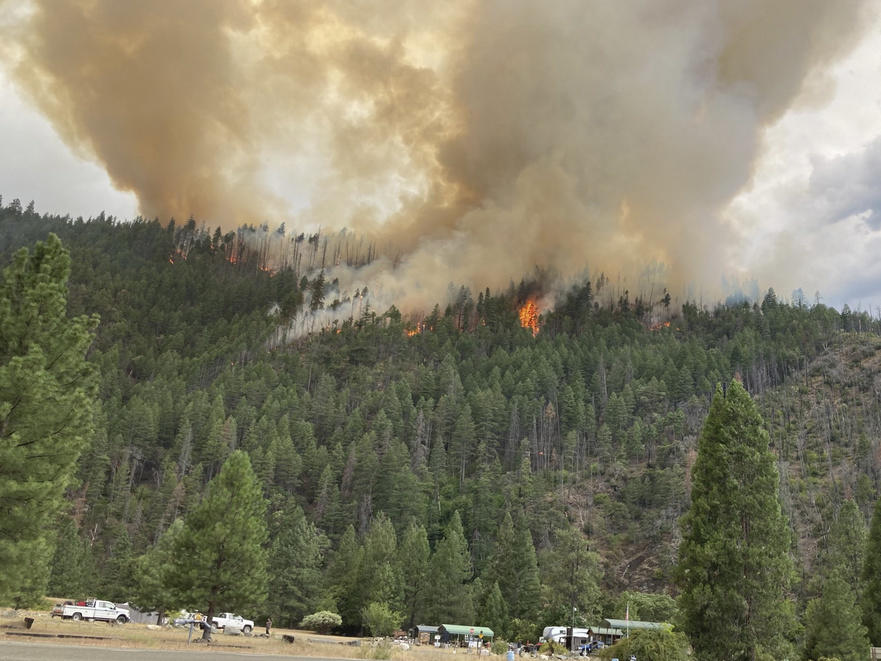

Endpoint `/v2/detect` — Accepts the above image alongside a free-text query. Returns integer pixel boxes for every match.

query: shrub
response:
[491,639,509,655]
[361,602,401,637]
[597,628,689,661]
[539,640,568,655]
[300,610,342,634]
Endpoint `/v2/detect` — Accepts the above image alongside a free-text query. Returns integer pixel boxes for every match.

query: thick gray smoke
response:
[2,0,870,311]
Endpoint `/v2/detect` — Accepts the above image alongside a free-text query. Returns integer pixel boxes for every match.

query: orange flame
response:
[405,322,425,337]
[518,299,540,337]
[649,320,671,331]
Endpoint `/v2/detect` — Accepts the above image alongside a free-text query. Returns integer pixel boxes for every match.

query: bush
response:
[300,610,342,634]
[361,602,401,637]
[491,639,509,655]
[597,628,689,661]
[539,640,568,655]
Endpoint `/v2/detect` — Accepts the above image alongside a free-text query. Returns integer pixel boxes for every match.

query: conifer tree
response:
[862,497,881,644]
[817,498,866,595]
[0,234,97,605]
[487,511,541,622]
[267,502,328,626]
[803,575,869,661]
[326,525,364,630]
[539,526,602,625]
[426,511,474,623]
[677,381,796,661]
[133,519,184,624]
[360,512,403,613]
[168,451,268,639]
[399,522,430,628]
[477,580,509,640]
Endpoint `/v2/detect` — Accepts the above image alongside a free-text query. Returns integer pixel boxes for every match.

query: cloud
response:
[808,137,881,228]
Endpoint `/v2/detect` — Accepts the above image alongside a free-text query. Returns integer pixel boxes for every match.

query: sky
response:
[1,1,881,314]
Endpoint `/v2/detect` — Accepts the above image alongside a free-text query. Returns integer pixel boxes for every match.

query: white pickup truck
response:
[211,612,254,633]
[60,599,130,623]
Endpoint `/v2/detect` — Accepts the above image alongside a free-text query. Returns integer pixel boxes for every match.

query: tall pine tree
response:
[0,234,97,605]
[168,451,268,639]
[677,381,796,661]
[426,511,474,623]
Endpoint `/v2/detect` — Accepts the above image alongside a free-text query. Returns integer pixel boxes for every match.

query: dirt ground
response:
[0,608,494,660]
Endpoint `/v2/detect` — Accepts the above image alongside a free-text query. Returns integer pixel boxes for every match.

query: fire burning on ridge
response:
[518,299,540,337]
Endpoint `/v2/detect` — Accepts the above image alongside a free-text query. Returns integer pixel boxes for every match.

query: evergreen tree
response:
[487,511,541,622]
[539,526,602,625]
[326,525,364,631]
[267,502,328,627]
[819,499,866,592]
[803,575,869,661]
[399,522,430,628]
[677,380,797,661]
[862,497,881,644]
[426,511,474,623]
[133,519,184,624]
[360,512,403,614]
[477,580,509,640]
[167,451,268,639]
[47,516,96,599]
[0,234,98,605]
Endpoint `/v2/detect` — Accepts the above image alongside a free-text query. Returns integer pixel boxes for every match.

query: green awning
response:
[440,624,495,638]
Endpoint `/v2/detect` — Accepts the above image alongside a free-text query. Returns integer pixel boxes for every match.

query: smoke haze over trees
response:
[1,1,874,312]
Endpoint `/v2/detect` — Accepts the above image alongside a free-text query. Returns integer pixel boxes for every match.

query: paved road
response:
[0,640,347,661]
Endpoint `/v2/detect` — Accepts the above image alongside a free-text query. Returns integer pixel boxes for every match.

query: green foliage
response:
[47,515,96,599]
[677,381,797,661]
[399,522,430,628]
[862,497,881,644]
[477,581,510,641]
[426,511,474,623]
[132,519,184,619]
[538,526,603,624]
[597,627,689,661]
[539,640,567,655]
[300,610,342,633]
[7,209,881,646]
[803,575,869,661]
[167,451,268,635]
[491,639,509,655]
[0,233,97,605]
[361,602,402,637]
[508,618,541,645]
[267,502,328,627]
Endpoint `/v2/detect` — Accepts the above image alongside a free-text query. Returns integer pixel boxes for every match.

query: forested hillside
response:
[3,199,881,639]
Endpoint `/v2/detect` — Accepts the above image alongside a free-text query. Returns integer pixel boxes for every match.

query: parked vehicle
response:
[211,612,254,633]
[60,599,130,623]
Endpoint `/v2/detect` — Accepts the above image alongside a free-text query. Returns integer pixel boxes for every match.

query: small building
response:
[414,624,439,645]
[586,625,624,647]
[438,624,495,647]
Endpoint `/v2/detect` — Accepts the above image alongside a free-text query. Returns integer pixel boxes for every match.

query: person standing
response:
[265,617,272,637]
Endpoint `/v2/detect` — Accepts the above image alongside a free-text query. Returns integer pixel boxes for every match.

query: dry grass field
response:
[0,606,497,660]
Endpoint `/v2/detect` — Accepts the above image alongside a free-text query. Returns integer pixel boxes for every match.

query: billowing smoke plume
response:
[2,0,870,311]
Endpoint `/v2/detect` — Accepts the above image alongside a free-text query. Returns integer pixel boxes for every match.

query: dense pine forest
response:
[4,199,881,655]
